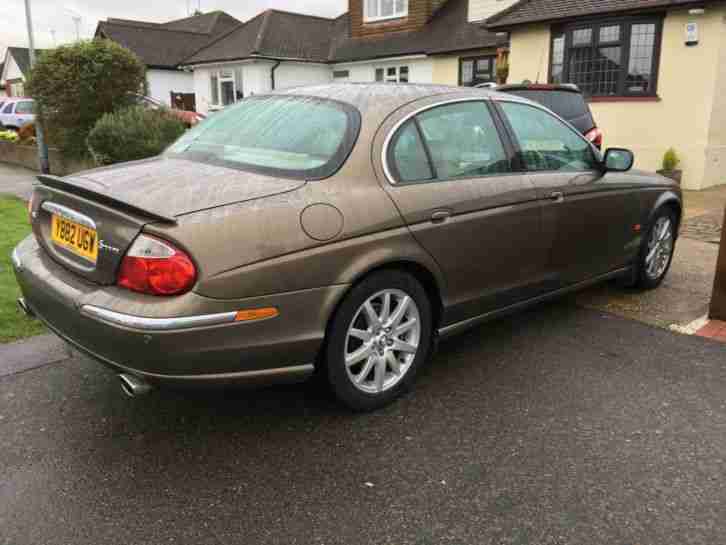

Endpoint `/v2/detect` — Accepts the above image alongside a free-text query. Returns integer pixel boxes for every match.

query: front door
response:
[495,100,640,285]
[380,99,550,326]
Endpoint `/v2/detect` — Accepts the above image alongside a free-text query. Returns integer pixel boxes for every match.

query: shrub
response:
[25,39,145,159]
[0,130,19,143]
[662,148,680,171]
[87,106,186,165]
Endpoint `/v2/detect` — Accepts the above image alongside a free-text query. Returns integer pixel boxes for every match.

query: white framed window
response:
[375,65,409,83]
[364,0,408,22]
[210,68,243,107]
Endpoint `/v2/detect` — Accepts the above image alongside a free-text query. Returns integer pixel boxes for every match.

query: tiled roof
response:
[185,0,507,66]
[487,0,725,29]
[5,47,48,77]
[96,11,243,69]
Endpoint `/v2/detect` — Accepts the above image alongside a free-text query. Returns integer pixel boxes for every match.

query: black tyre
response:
[324,270,433,411]
[630,207,678,290]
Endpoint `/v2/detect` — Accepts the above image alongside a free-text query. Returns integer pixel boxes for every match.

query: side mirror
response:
[603,148,634,172]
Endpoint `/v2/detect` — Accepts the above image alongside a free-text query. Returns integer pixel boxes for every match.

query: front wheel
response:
[324,270,433,411]
[631,207,677,289]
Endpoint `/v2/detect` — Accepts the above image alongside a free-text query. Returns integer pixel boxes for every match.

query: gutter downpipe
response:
[270,60,281,90]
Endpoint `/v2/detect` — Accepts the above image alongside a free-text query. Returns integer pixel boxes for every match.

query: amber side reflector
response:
[235,307,279,322]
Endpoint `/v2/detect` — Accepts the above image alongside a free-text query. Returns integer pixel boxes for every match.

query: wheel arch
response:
[648,191,682,237]
[318,258,445,364]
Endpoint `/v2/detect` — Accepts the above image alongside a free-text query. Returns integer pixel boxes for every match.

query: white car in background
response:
[0,97,36,130]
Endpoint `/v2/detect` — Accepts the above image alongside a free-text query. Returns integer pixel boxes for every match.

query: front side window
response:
[166,95,360,180]
[500,101,598,172]
[388,101,508,183]
[460,55,497,86]
[15,101,34,114]
[365,0,408,22]
[2,102,14,114]
[550,18,661,96]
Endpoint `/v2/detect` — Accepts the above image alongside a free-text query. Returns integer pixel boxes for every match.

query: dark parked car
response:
[493,83,602,149]
[13,84,681,411]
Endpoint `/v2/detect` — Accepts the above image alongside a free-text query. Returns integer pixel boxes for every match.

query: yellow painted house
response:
[486,0,726,190]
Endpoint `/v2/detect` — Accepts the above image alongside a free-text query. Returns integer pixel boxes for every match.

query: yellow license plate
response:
[51,214,99,263]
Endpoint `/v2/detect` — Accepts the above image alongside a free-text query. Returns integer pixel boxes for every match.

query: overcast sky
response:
[1,0,347,59]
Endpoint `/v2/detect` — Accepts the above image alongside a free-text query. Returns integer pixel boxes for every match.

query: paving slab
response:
[0,334,72,378]
[0,162,38,201]
[576,236,717,328]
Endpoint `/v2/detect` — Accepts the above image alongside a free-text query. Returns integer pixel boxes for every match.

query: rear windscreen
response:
[166,95,360,180]
[503,90,595,134]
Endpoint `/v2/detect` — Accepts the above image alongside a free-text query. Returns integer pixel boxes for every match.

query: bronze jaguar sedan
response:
[12,84,682,411]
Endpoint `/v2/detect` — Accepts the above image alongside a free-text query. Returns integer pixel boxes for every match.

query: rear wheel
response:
[324,270,432,411]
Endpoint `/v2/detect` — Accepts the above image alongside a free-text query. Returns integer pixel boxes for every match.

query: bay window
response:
[364,0,408,22]
[550,17,662,97]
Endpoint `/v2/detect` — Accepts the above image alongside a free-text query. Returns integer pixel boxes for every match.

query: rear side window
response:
[15,101,34,114]
[389,101,508,183]
[500,101,598,172]
[391,121,434,183]
[502,90,595,133]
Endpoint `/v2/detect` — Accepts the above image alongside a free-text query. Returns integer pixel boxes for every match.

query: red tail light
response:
[585,127,603,149]
[117,235,196,296]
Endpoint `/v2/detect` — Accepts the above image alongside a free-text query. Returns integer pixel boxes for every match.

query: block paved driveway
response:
[3,302,726,545]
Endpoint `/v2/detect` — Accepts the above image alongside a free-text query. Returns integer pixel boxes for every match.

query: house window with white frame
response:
[210,68,243,108]
[364,0,408,22]
[375,66,409,83]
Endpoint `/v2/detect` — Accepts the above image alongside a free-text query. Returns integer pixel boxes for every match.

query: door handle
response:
[549,191,565,203]
[430,210,451,224]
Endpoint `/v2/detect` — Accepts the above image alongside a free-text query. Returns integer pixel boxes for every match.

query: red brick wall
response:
[349,0,443,38]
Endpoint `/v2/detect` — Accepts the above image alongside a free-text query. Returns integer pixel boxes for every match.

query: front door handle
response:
[549,191,565,203]
[430,210,451,224]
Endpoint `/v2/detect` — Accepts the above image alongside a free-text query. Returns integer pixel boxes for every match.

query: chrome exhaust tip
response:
[118,374,152,397]
[17,297,34,318]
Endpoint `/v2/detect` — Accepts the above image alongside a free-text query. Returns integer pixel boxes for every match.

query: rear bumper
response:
[12,235,348,387]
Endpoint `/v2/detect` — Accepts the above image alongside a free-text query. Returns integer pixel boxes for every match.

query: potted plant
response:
[657,148,682,184]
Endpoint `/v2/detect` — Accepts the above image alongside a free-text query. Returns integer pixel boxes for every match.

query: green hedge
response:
[26,40,145,159]
[87,106,186,165]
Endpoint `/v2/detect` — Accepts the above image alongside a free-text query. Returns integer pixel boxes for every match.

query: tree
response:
[26,39,145,159]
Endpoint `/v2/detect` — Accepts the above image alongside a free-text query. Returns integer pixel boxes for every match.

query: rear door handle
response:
[430,210,451,224]
[549,191,565,203]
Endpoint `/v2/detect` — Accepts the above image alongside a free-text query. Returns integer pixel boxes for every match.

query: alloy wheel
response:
[344,289,421,394]
[645,216,674,280]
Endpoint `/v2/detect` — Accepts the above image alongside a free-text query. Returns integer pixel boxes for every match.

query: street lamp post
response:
[23,0,50,174]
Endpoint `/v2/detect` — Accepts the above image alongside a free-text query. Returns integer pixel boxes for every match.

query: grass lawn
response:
[0,195,46,343]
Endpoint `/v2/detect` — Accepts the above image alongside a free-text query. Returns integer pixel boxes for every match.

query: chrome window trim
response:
[381,95,599,185]
[382,97,493,186]
[41,202,97,230]
[81,305,239,332]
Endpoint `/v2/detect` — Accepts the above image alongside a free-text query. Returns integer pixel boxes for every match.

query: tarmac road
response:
[2,301,726,545]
